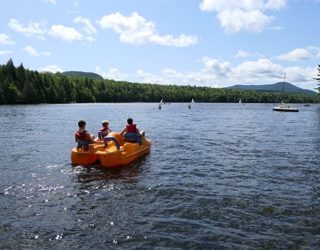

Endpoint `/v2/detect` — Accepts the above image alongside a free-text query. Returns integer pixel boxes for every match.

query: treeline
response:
[0,59,319,104]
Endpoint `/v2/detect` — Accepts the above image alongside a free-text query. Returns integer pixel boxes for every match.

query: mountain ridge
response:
[226,82,316,95]
[62,71,103,80]
[62,70,316,95]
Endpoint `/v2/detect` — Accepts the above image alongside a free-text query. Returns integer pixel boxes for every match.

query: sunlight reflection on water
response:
[0,103,320,249]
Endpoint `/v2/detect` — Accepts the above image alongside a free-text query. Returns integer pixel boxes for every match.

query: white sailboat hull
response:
[273,104,299,112]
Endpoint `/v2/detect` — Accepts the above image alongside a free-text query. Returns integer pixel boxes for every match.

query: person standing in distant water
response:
[75,120,95,149]
[98,120,111,140]
[120,118,145,144]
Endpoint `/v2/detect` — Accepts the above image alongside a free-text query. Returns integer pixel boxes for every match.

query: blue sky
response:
[0,0,320,90]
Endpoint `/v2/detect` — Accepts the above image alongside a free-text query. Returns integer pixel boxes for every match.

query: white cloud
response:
[202,57,231,77]
[232,58,283,82]
[267,25,284,31]
[8,18,93,43]
[74,16,97,34]
[48,25,83,42]
[93,50,317,90]
[96,66,129,81]
[102,56,316,90]
[264,0,286,10]
[150,34,198,47]
[235,49,264,60]
[126,58,231,86]
[199,0,286,33]
[276,48,315,61]
[163,68,217,85]
[97,12,198,47]
[8,19,47,39]
[136,69,168,84]
[235,49,251,58]
[0,50,13,56]
[86,36,95,42]
[24,45,51,56]
[315,47,320,58]
[43,0,56,4]
[0,34,15,45]
[200,0,264,11]
[199,0,286,12]
[285,66,315,82]
[73,0,80,8]
[205,57,314,87]
[217,9,273,33]
[39,65,63,73]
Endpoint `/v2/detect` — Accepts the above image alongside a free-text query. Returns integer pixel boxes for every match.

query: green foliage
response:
[314,64,320,93]
[0,59,319,105]
[62,71,103,80]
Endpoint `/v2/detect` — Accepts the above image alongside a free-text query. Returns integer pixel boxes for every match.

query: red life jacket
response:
[99,127,109,139]
[75,130,87,141]
[126,124,137,133]
[99,127,109,132]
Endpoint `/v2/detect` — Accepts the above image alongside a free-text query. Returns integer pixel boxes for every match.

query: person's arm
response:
[136,128,141,136]
[85,132,94,143]
[120,127,126,136]
[98,131,102,140]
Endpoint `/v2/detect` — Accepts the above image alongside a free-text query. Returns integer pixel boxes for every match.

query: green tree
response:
[314,64,320,93]
[16,63,26,90]
[22,80,38,104]
[46,85,59,103]
[7,83,22,103]
[0,59,319,104]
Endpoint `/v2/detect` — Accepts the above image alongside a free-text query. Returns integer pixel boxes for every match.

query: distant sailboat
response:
[188,98,194,109]
[273,73,299,112]
[159,99,164,109]
[239,98,245,105]
[273,101,299,112]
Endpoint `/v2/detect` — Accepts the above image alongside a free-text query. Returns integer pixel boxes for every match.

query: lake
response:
[0,103,320,249]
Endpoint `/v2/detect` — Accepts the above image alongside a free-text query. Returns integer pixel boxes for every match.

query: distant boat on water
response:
[159,99,164,109]
[238,98,245,105]
[188,98,194,109]
[273,101,299,112]
[273,73,299,112]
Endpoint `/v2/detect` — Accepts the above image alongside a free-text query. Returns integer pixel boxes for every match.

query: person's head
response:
[78,120,86,128]
[127,118,133,124]
[101,120,109,127]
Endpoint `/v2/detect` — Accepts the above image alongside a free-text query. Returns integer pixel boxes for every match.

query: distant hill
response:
[62,71,103,80]
[226,82,316,95]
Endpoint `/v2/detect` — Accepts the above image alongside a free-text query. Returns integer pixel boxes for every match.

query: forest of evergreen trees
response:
[0,59,319,105]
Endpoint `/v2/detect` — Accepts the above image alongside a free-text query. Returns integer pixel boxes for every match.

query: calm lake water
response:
[0,103,320,249]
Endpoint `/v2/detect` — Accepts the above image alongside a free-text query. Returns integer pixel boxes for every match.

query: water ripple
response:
[0,103,320,249]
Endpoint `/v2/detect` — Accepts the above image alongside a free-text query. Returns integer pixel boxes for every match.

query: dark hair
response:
[78,120,86,127]
[127,118,133,124]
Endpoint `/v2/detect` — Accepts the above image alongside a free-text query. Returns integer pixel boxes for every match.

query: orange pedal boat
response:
[71,132,151,168]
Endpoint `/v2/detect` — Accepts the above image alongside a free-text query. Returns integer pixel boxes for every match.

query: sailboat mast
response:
[282,72,286,92]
